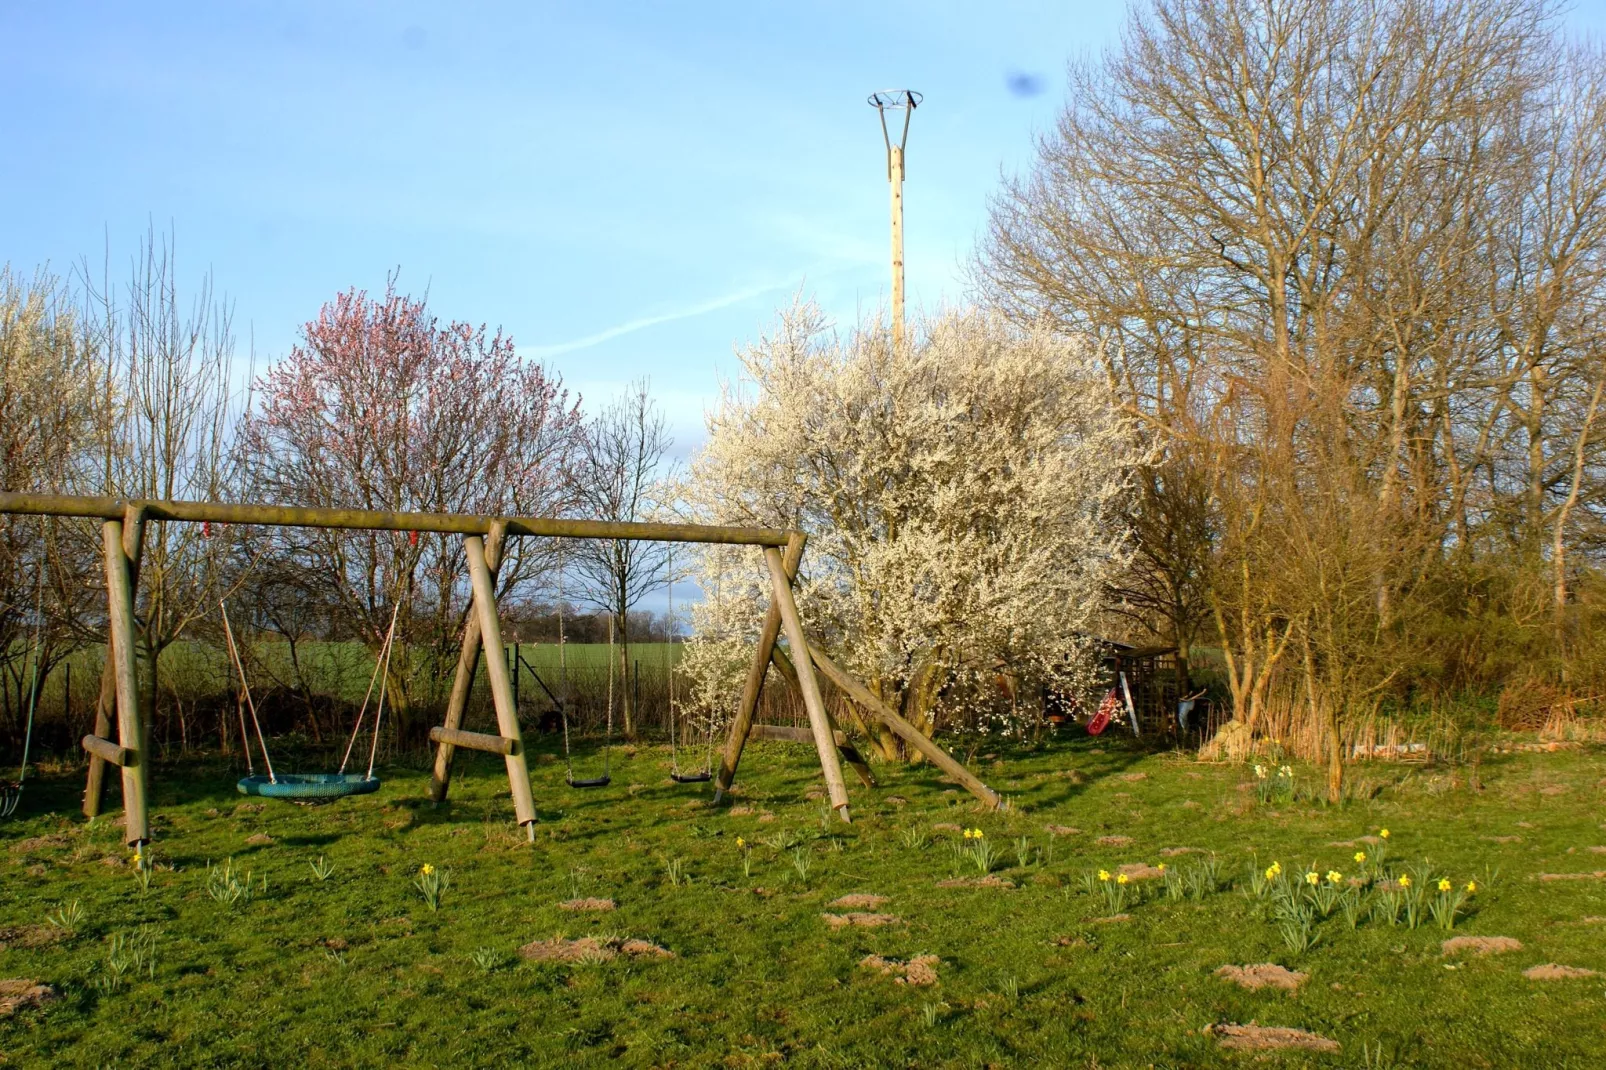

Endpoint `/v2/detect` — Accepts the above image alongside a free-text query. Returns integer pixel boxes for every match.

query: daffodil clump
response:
[414,862,449,911]
[957,828,999,875]
[736,837,753,879]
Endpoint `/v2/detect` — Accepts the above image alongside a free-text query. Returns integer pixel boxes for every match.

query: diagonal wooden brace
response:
[430,522,506,804]
[465,532,538,839]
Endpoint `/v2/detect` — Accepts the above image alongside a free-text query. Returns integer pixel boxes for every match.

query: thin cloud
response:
[524,282,784,358]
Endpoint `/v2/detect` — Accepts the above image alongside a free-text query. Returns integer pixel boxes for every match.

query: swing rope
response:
[220,602,276,783]
[668,543,712,783]
[559,538,612,788]
[339,599,402,778]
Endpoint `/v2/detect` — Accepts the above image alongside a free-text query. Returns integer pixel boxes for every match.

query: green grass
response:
[2,736,1604,1067]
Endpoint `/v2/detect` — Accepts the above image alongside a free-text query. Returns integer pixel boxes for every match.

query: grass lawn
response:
[1,735,1603,1067]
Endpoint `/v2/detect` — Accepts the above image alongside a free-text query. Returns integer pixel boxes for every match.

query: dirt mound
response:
[519,936,673,963]
[0,980,58,1018]
[932,823,963,833]
[0,925,63,952]
[1541,785,1570,796]
[1096,835,1134,847]
[1044,825,1082,837]
[1215,964,1307,992]
[859,954,940,986]
[1092,913,1132,924]
[935,875,1015,889]
[1524,963,1598,980]
[558,898,616,912]
[1482,835,1523,844]
[1442,936,1522,956]
[1209,1024,1339,1052]
[727,805,755,816]
[884,796,908,806]
[1538,871,1606,881]
[8,835,68,855]
[1587,846,1606,854]
[1119,772,1149,782]
[829,894,889,909]
[822,912,899,929]
[1118,863,1165,880]
[1159,846,1203,857]
[245,833,274,846]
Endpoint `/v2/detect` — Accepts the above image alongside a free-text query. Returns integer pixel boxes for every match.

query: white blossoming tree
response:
[683,302,1143,759]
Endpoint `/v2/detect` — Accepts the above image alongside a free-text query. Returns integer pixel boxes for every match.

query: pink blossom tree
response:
[237,279,582,731]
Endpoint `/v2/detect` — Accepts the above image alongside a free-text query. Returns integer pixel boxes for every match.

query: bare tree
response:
[570,379,674,739]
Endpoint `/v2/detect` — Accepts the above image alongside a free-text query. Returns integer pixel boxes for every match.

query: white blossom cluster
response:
[680,303,1145,745]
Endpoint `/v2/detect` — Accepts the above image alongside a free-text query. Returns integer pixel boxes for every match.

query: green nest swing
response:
[224,600,398,802]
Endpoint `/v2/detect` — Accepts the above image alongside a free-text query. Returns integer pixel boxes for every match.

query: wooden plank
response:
[0,493,793,547]
[749,724,848,746]
[102,519,150,844]
[763,546,850,821]
[466,534,538,838]
[85,505,145,818]
[429,522,506,805]
[714,533,804,802]
[765,646,878,788]
[807,642,1002,810]
[81,734,132,767]
[429,726,519,756]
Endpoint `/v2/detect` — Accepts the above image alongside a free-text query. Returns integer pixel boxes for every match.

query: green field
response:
[1,736,1603,1067]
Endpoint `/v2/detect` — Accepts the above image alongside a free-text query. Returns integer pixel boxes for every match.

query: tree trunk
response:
[618,611,635,740]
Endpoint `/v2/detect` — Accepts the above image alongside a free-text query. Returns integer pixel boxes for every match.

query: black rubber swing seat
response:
[670,772,712,784]
[566,775,612,789]
[236,773,381,800]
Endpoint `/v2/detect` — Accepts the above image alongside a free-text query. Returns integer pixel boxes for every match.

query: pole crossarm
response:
[0,493,795,547]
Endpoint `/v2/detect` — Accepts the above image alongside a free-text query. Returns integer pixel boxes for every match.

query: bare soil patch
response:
[0,926,62,952]
[518,936,673,963]
[1159,846,1203,857]
[1482,835,1523,844]
[1215,964,1307,992]
[1538,871,1606,881]
[1044,825,1081,836]
[822,912,900,930]
[1092,913,1132,924]
[1095,835,1134,848]
[245,833,274,846]
[0,980,57,1018]
[7,835,68,855]
[1524,963,1598,980]
[1209,1024,1339,1052]
[829,894,889,909]
[1442,936,1522,956]
[727,805,754,816]
[557,898,616,912]
[1118,863,1165,880]
[884,795,908,806]
[932,823,963,833]
[935,875,1015,889]
[859,954,940,986]
[1119,772,1149,782]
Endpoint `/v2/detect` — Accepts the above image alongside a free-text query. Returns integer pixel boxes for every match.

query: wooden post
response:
[714,533,804,802]
[807,641,1003,810]
[85,505,145,818]
[769,645,877,789]
[465,533,538,839]
[429,523,506,805]
[763,545,850,821]
[102,517,150,844]
[890,141,905,352]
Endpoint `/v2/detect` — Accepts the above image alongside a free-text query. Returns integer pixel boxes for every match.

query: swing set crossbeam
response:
[0,493,794,546]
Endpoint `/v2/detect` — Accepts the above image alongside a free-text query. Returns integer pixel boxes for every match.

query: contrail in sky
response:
[524,281,785,358]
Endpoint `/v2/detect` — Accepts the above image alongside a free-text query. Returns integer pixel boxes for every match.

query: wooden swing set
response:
[0,492,1001,847]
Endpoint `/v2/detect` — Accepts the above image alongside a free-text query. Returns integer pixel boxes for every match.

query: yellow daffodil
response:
[1327,870,1342,884]
[1437,877,1452,892]
[1116,873,1130,885]
[1354,851,1367,864]
[1465,880,1477,894]
[972,829,984,839]
[1269,861,1282,875]
[1398,874,1411,888]
[1265,866,1278,881]
[1379,828,1390,840]
[1098,869,1111,882]
[1157,863,1167,873]
[736,837,746,849]
[420,863,435,876]
[1305,871,1320,886]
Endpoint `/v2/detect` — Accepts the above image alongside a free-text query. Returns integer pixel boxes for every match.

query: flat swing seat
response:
[237,773,381,800]
[670,771,712,784]
[566,774,611,789]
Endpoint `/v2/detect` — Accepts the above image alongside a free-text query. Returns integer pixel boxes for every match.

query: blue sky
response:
[9,0,1606,454]
[0,1,1138,455]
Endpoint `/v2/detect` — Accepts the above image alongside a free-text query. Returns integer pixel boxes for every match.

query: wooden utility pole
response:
[869,90,920,351]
